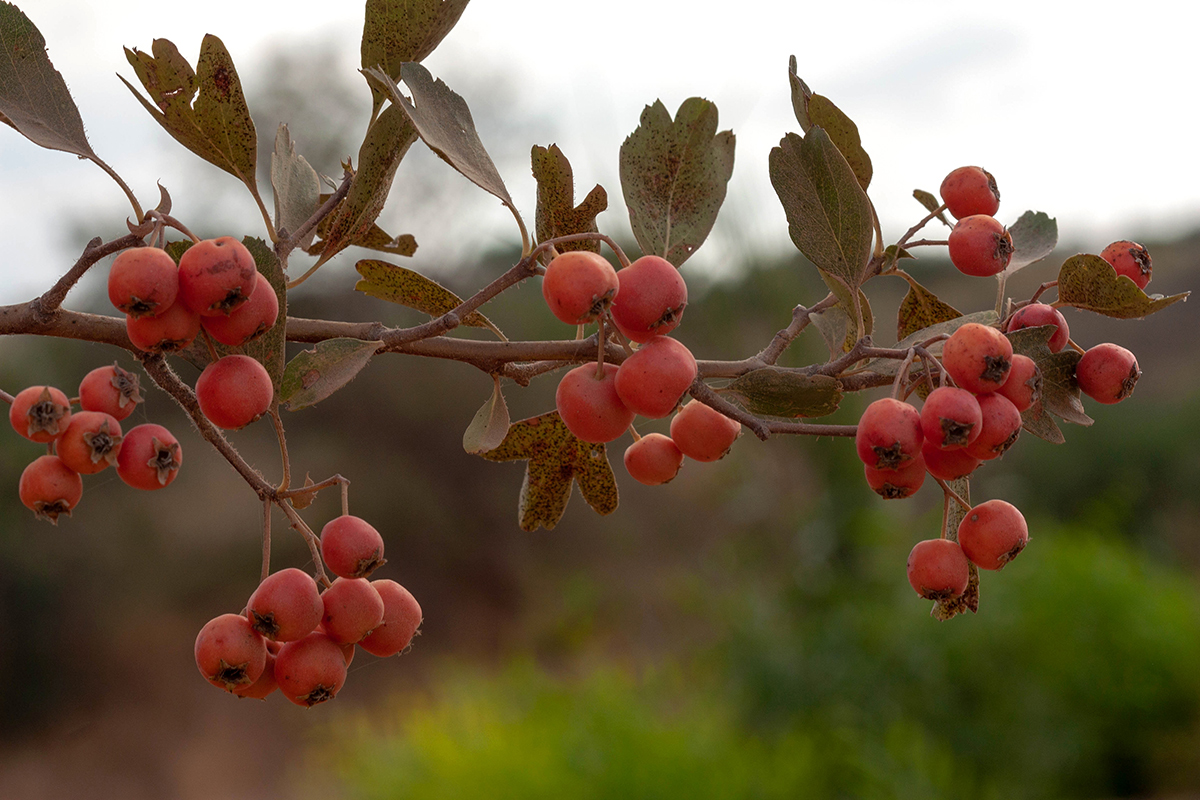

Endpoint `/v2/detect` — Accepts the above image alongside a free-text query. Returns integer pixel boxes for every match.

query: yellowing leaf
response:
[788,57,872,191]
[271,124,320,248]
[354,259,500,336]
[1057,253,1189,318]
[463,376,510,455]
[897,278,961,341]
[361,0,471,119]
[279,338,382,411]
[532,143,607,264]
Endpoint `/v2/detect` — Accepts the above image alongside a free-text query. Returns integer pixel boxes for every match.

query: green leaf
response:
[532,144,607,264]
[121,35,258,195]
[361,0,471,119]
[463,376,510,455]
[865,311,999,377]
[788,57,872,191]
[810,303,851,358]
[618,97,735,267]
[1057,253,1190,318]
[912,189,952,227]
[721,369,842,418]
[897,278,962,341]
[271,124,320,248]
[770,129,874,294]
[279,338,382,411]
[817,267,872,350]
[0,2,95,158]
[1005,210,1057,274]
[934,478,979,620]
[353,223,418,258]
[1007,325,1092,443]
[480,411,618,531]
[354,259,500,334]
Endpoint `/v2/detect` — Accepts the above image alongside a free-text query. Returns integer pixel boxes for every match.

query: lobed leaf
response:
[462,376,510,455]
[279,338,382,411]
[788,57,872,191]
[271,124,321,248]
[1057,253,1189,318]
[618,97,735,267]
[361,0,471,118]
[896,278,961,342]
[354,259,499,333]
[721,369,842,418]
[532,143,608,264]
[1007,325,1092,443]
[1004,210,1057,275]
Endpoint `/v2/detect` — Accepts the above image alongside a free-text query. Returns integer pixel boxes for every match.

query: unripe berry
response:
[610,255,688,343]
[541,251,619,325]
[948,215,1013,277]
[864,454,926,500]
[19,455,83,524]
[321,577,386,645]
[939,166,1000,219]
[359,580,423,658]
[906,539,970,600]
[920,387,982,450]
[1075,343,1140,404]
[78,363,143,421]
[274,630,348,707]
[177,236,258,316]
[247,568,324,642]
[116,423,182,490]
[921,439,980,482]
[964,393,1022,461]
[613,336,697,419]
[107,246,179,318]
[623,433,684,486]
[320,515,387,579]
[9,385,71,443]
[669,400,742,463]
[957,499,1028,570]
[855,398,923,470]
[196,355,274,430]
[1100,240,1152,290]
[555,362,635,443]
[56,411,123,475]
[942,323,1013,394]
[200,272,279,346]
[1006,303,1070,353]
[194,613,267,693]
[126,301,201,353]
[997,354,1041,413]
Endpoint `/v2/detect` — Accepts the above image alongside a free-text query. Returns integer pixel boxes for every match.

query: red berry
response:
[78,363,143,421]
[541,251,619,325]
[321,577,386,645]
[108,246,179,318]
[19,455,83,524]
[623,433,684,486]
[247,568,324,643]
[920,387,982,450]
[609,255,688,343]
[274,630,348,707]
[177,236,258,317]
[200,272,279,346]
[1100,240,1152,290]
[948,215,1013,277]
[126,301,202,353]
[957,499,1029,570]
[613,336,697,419]
[1075,343,1140,404]
[9,385,71,443]
[359,580,423,658]
[555,362,635,443]
[906,539,970,600]
[855,398,923,470]
[964,393,1022,461]
[942,323,1013,394]
[196,355,274,430]
[921,439,980,482]
[939,166,1000,219]
[116,423,182,490]
[669,401,742,463]
[232,648,279,700]
[320,515,387,580]
[194,613,267,693]
[997,354,1041,413]
[56,411,123,475]
[1006,303,1070,353]
[864,454,926,499]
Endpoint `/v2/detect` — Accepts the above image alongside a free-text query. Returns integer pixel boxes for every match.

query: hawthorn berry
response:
[274,630,348,707]
[623,433,684,486]
[942,323,1013,394]
[9,385,71,443]
[948,215,1013,277]
[56,411,123,475]
[321,577,386,645]
[78,363,143,421]
[1100,240,1152,290]
[200,272,279,347]
[359,580,423,658]
[177,236,258,316]
[613,336,697,419]
[997,354,1041,413]
[669,400,742,463]
[320,515,387,579]
[939,166,1000,219]
[196,355,274,430]
[855,398,923,470]
[107,246,179,318]
[920,387,982,450]
[1006,303,1070,353]
[19,455,83,524]
[555,362,635,443]
[541,251,620,325]
[609,255,688,343]
[921,439,980,482]
[125,301,202,353]
[233,646,279,700]
[964,393,1022,461]
[1075,343,1140,404]
[194,612,267,693]
[864,454,926,499]
[958,499,1028,570]
[116,423,182,490]
[247,568,324,643]
[906,539,971,600]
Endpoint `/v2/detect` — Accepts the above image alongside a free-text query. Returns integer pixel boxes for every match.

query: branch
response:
[35,234,144,315]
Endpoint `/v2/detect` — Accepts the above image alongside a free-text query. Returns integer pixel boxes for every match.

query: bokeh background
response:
[1,2,1199,798]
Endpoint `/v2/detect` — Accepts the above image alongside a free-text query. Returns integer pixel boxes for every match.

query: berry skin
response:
[194,613,267,693]
[177,236,258,317]
[274,631,348,707]
[247,568,324,643]
[9,385,71,443]
[321,577,386,645]
[1006,303,1070,353]
[19,455,83,524]
[541,251,620,325]
[958,499,1029,570]
[359,580,423,658]
[116,423,182,490]
[948,215,1014,277]
[939,166,1000,219]
[864,454,926,500]
[200,272,279,347]
[921,439,981,482]
[942,323,1013,394]
[1075,343,1140,404]
[195,355,274,430]
[555,362,636,443]
[609,255,688,343]
[320,515,387,580]
[78,363,143,421]
[669,400,742,463]
[855,398,923,470]
[997,354,1042,413]
[56,411,123,475]
[126,301,202,353]
[613,336,697,419]
[1100,240,1152,290]
[964,393,1022,461]
[920,387,982,451]
[907,539,971,600]
[623,433,685,486]
[107,246,179,318]
[232,647,279,700]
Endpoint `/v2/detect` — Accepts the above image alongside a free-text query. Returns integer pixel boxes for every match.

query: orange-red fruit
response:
[939,166,1000,219]
[555,362,635,443]
[108,246,179,318]
[9,385,71,443]
[78,363,143,421]
[1006,303,1070,353]
[1100,240,1152,291]
[1075,343,1140,404]
[200,272,279,346]
[610,255,688,343]
[964,393,1022,461]
[125,301,202,353]
[19,455,83,524]
[948,215,1013,277]
[320,515,387,580]
[920,387,982,451]
[942,323,1013,394]
[321,577,386,645]
[864,454,926,499]
[177,236,258,316]
[958,499,1029,570]
[56,411,123,475]
[274,631,348,707]
[613,336,697,419]
[247,568,324,643]
[921,439,980,482]
[669,400,741,463]
[855,398,923,470]
[997,354,1042,413]
[194,613,267,693]
[623,433,684,486]
[541,251,620,325]
[359,580,423,658]
[906,539,970,600]
[116,423,182,490]
[195,355,274,430]
[232,649,279,700]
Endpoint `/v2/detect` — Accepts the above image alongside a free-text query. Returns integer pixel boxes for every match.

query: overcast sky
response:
[1,1,1196,303]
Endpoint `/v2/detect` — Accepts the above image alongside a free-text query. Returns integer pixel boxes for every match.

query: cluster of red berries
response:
[194,514,422,706]
[541,251,742,485]
[9,364,182,523]
[939,165,1014,278]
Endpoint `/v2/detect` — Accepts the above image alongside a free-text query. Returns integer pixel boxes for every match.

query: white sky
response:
[1,1,1197,302]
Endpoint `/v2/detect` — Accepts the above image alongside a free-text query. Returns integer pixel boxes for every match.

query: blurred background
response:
[2,2,1199,798]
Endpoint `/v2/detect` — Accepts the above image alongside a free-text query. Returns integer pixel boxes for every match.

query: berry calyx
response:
[320,515,387,579]
[939,166,1000,219]
[864,454,926,500]
[125,301,202,353]
[274,630,348,707]
[669,400,742,463]
[920,386,982,450]
[623,433,684,486]
[555,362,635,443]
[19,455,83,524]
[957,499,1029,570]
[195,355,274,430]
[56,411,123,475]
[177,236,258,316]
[107,246,180,318]
[200,271,279,347]
[116,423,182,490]
[948,215,1013,277]
[906,538,971,600]
[1100,240,1152,290]
[78,363,143,421]
[942,323,1013,394]
[9,385,71,443]
[1075,343,1140,404]
[613,336,697,419]
[541,251,620,325]
[609,255,688,343]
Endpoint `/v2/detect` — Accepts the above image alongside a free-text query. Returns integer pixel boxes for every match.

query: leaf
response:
[0,3,95,158]
[288,474,319,510]
[721,369,842,418]
[361,0,471,119]
[1057,253,1189,318]
[278,338,382,411]
[532,143,608,264]
[770,129,874,294]
[788,57,872,191]
[810,304,851,359]
[121,35,258,195]
[912,189,952,228]
[934,478,979,620]
[353,223,418,258]
[271,124,321,248]
[897,278,962,341]
[1007,325,1092,443]
[1004,210,1057,274]
[480,411,618,531]
[865,311,999,378]
[463,376,510,455]
[817,268,873,350]
[618,97,735,267]
[354,259,500,335]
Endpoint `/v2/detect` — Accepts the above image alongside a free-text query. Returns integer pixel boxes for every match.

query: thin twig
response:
[270,406,291,492]
[935,476,973,513]
[261,498,272,584]
[36,234,144,315]
[756,293,837,365]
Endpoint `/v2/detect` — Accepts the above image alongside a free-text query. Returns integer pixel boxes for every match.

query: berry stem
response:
[200,328,220,362]
[891,348,918,400]
[755,293,838,365]
[277,473,348,501]
[277,501,331,588]
[1028,280,1058,305]
[628,424,642,442]
[35,233,144,315]
[594,316,607,380]
[270,407,291,492]
[0,389,13,404]
[277,168,353,262]
[935,476,973,513]
[340,477,350,518]
[145,210,202,244]
[261,498,272,584]
[902,239,949,248]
